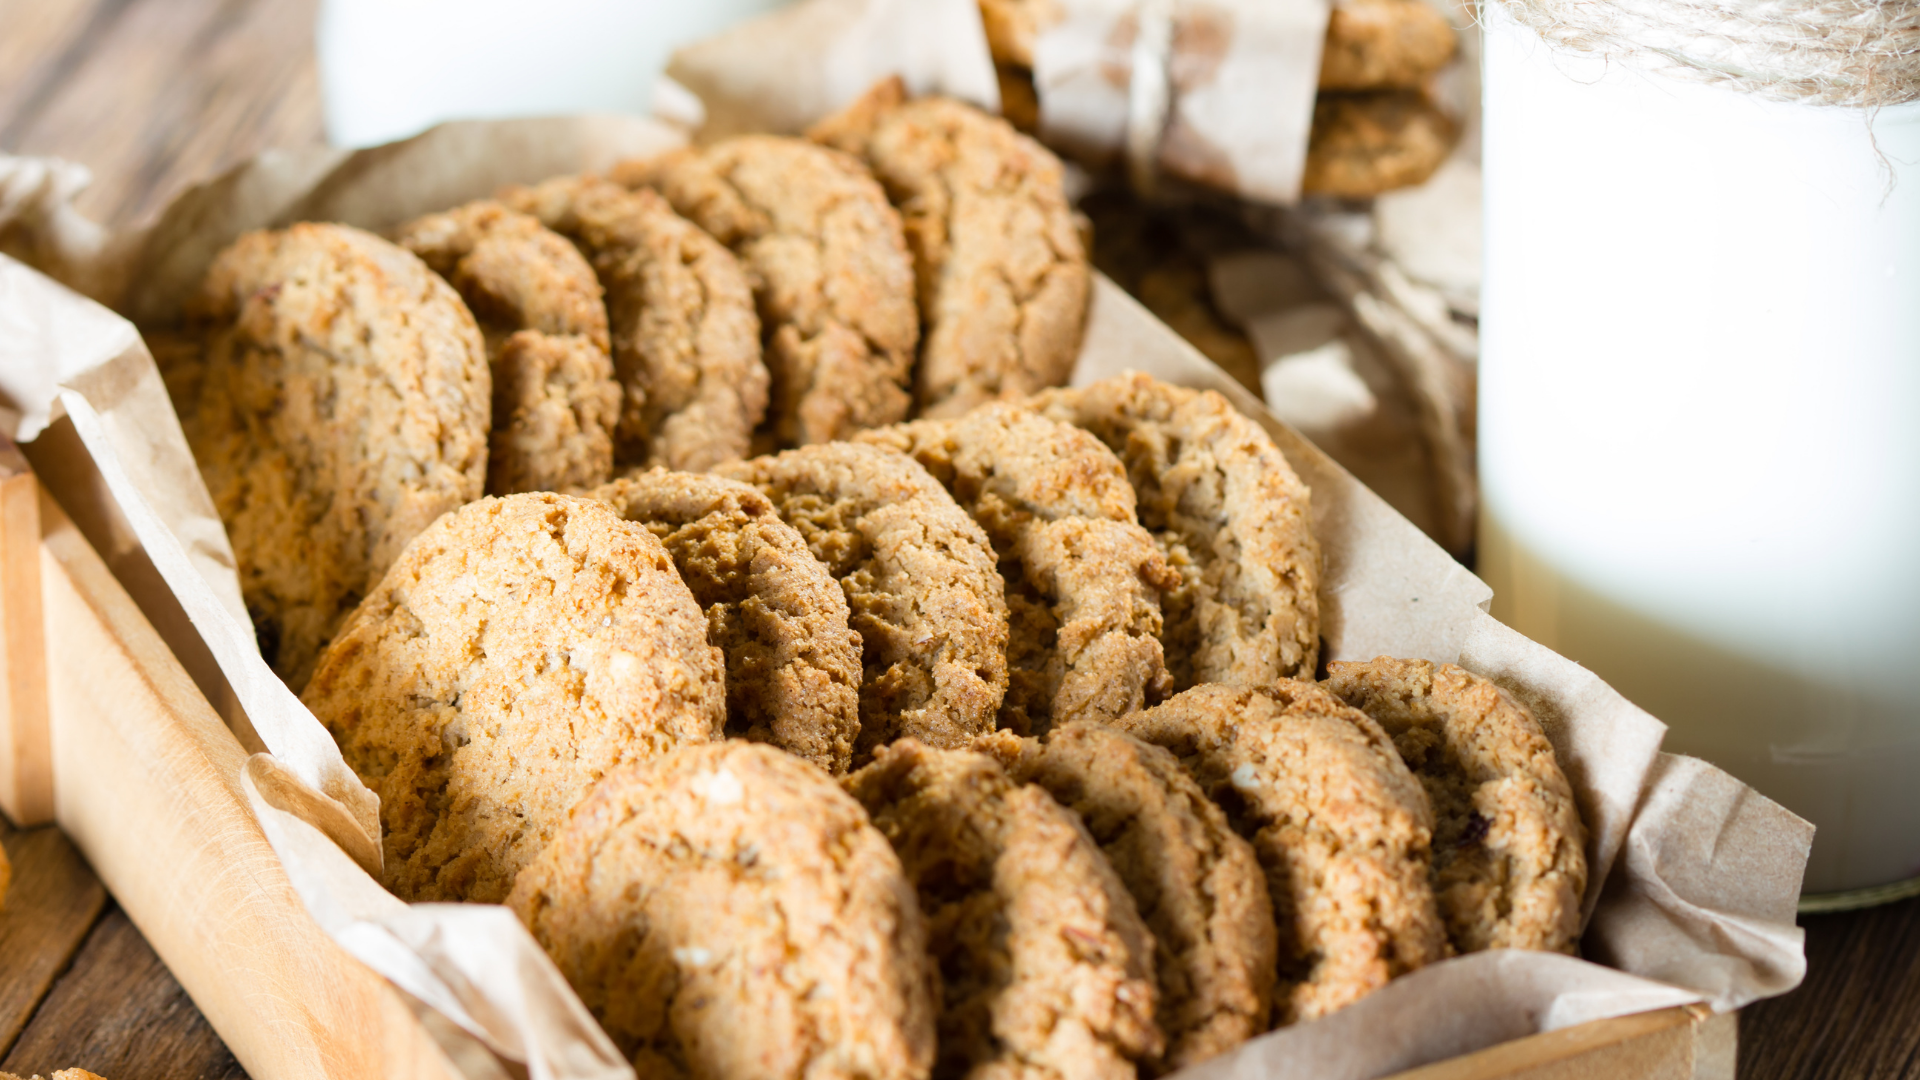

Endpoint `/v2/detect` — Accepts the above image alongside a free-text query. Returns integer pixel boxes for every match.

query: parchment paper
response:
[666,0,1001,139]
[0,118,1808,1080]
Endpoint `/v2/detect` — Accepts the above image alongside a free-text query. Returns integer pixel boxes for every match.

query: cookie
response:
[810,78,1090,418]
[395,200,620,495]
[501,176,767,470]
[1319,0,1458,91]
[717,443,1008,758]
[979,0,1063,68]
[1112,682,1448,1024]
[613,136,918,447]
[594,469,863,774]
[1302,91,1458,199]
[509,741,937,1080]
[979,724,1276,1072]
[856,403,1176,735]
[845,740,1164,1080]
[1324,657,1587,955]
[178,223,489,691]
[1028,373,1321,689]
[302,493,725,903]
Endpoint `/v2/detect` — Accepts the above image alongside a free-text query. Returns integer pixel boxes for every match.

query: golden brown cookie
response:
[594,469,863,774]
[395,200,620,496]
[810,78,1090,418]
[1029,373,1322,689]
[1302,91,1459,199]
[303,493,725,903]
[1112,682,1448,1024]
[856,403,1176,735]
[510,741,937,1080]
[718,444,1008,758]
[177,223,490,691]
[845,740,1163,1080]
[613,137,919,447]
[501,176,767,470]
[979,724,1276,1073]
[1319,0,1458,91]
[1325,657,1588,955]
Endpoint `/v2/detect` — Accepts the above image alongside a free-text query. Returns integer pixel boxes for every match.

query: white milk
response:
[1478,6,1920,897]
[317,0,791,147]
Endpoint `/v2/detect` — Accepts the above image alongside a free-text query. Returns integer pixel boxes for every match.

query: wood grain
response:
[0,0,325,231]
[1,905,248,1080]
[0,450,52,827]
[1739,895,1920,1079]
[0,819,109,1060]
[37,488,466,1080]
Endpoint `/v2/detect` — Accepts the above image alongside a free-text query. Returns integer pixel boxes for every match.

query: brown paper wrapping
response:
[661,0,1326,203]
[0,117,1807,1080]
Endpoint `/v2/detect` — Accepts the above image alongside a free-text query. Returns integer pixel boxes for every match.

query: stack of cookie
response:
[156,84,1585,1080]
[980,0,1461,199]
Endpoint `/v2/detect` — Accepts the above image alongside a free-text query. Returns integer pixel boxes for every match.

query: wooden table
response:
[0,1,1908,1077]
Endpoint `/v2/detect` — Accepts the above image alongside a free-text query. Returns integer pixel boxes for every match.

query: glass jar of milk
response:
[317,0,792,148]
[1478,6,1920,901]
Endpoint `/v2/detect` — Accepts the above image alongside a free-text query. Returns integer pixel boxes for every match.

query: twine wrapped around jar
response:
[1491,0,1920,107]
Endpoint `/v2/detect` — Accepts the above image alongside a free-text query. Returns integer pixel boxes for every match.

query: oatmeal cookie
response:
[613,136,918,446]
[718,443,1008,757]
[979,724,1276,1072]
[1029,373,1321,688]
[302,493,725,903]
[1319,0,1458,91]
[594,469,863,773]
[1325,657,1587,955]
[178,223,489,690]
[1303,91,1459,199]
[845,740,1163,1080]
[1113,682,1447,1024]
[395,200,619,495]
[510,741,937,1080]
[810,78,1090,418]
[856,404,1176,734]
[501,176,767,470]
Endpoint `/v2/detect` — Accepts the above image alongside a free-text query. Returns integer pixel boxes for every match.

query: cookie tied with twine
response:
[1494,0,1920,107]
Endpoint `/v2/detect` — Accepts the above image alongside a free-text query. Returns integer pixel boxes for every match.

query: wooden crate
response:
[0,461,1737,1080]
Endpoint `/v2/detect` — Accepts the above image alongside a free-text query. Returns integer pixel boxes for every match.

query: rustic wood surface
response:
[0,0,1899,1078]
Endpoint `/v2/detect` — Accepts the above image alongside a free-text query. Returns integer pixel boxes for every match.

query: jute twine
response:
[1494,0,1920,107]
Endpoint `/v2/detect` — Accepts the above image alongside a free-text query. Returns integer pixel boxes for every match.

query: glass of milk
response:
[317,0,793,148]
[1478,5,1920,902]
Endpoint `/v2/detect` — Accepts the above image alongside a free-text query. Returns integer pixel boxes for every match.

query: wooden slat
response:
[0,448,52,827]
[1,904,248,1080]
[35,488,466,1080]
[0,819,109,1060]
[0,0,325,230]
[1379,1006,1707,1080]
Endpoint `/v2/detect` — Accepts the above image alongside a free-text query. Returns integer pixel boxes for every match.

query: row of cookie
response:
[300,371,1330,902]
[291,483,1579,1077]
[501,667,1583,1080]
[294,371,1585,1077]
[157,79,1088,691]
[983,0,1462,198]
